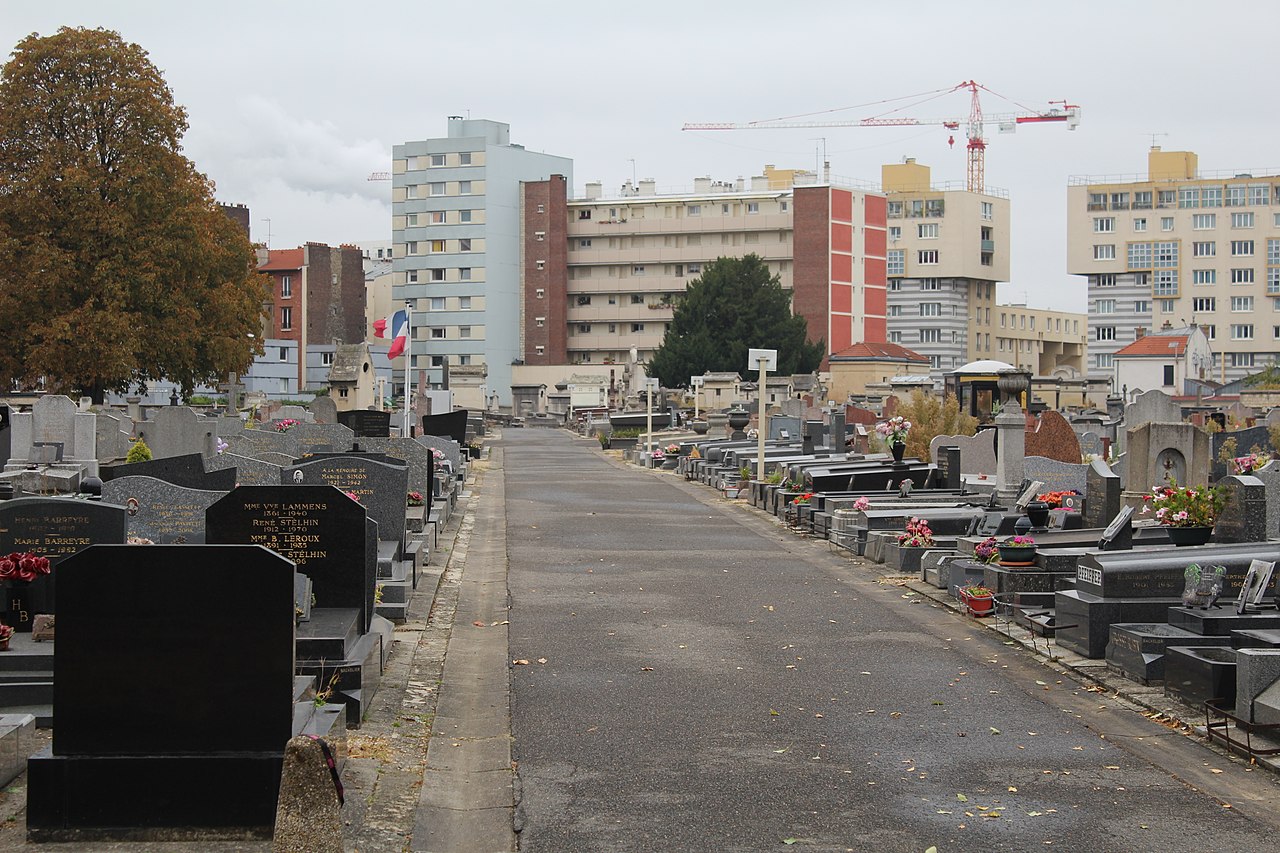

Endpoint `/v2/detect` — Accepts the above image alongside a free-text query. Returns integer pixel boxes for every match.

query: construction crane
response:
[683,80,1080,193]
[368,172,391,182]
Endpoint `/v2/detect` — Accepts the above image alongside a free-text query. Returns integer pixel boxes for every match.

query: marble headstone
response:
[101,475,223,543]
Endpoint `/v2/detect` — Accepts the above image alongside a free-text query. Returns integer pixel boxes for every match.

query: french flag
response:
[373,309,409,359]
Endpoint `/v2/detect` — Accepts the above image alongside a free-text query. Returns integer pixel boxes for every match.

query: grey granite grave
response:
[416,434,462,471]
[101,476,224,543]
[1214,474,1268,544]
[1235,649,1280,723]
[309,396,339,425]
[204,451,283,485]
[1164,646,1237,709]
[1211,425,1272,478]
[1125,389,1183,432]
[283,456,408,554]
[135,407,217,460]
[1078,431,1105,459]
[1106,623,1231,684]
[1021,457,1088,494]
[94,410,133,463]
[292,422,358,456]
[1253,460,1280,540]
[358,436,437,496]
[1084,458,1122,529]
[929,429,995,476]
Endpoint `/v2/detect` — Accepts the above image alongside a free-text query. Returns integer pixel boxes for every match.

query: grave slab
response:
[1106,623,1231,684]
[1164,646,1238,710]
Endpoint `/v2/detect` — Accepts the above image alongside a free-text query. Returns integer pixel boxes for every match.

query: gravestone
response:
[930,430,995,476]
[135,407,217,460]
[0,497,127,631]
[309,396,339,425]
[1124,422,1209,500]
[101,476,224,544]
[1126,389,1183,431]
[233,428,303,459]
[937,446,960,490]
[1212,425,1272,476]
[1214,474,1267,544]
[1014,480,1047,511]
[100,453,236,491]
[1021,457,1088,495]
[417,435,462,471]
[4,395,99,489]
[291,422,357,457]
[207,486,374,632]
[769,415,802,442]
[358,437,437,497]
[282,457,408,556]
[1084,458,1122,529]
[420,410,468,444]
[204,451,284,486]
[1024,410,1083,464]
[337,409,392,438]
[1236,560,1276,615]
[93,410,133,463]
[995,403,1025,502]
[1077,431,1105,460]
[26,543,311,840]
[1252,460,1280,539]
[1098,505,1134,551]
[276,405,313,424]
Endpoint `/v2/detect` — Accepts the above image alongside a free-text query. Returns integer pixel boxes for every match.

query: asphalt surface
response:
[505,429,1280,853]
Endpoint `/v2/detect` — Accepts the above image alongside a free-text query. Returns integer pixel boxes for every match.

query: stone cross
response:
[217,373,246,415]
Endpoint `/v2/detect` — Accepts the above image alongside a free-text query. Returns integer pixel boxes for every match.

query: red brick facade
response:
[521,176,569,364]
[791,186,831,366]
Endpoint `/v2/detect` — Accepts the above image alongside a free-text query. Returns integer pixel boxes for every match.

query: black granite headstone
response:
[28,543,297,837]
[207,485,375,632]
[282,456,408,555]
[1214,475,1268,544]
[0,497,127,631]
[1084,458,1121,530]
[420,410,469,444]
[337,409,392,438]
[100,453,236,491]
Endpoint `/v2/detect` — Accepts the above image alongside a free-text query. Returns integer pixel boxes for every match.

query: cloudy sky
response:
[3,1,1275,312]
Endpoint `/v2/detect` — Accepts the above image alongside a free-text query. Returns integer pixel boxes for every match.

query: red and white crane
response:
[683,80,1080,193]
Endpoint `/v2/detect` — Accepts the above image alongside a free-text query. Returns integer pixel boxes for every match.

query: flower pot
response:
[962,591,994,616]
[890,441,906,463]
[1166,526,1213,546]
[997,545,1037,565]
[690,421,709,435]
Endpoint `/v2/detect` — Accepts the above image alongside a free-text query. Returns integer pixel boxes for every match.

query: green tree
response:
[125,438,152,464]
[0,27,268,403]
[647,254,823,388]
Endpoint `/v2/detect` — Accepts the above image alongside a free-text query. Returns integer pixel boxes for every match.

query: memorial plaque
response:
[1236,559,1277,615]
[1014,480,1046,510]
[207,485,375,632]
[1098,505,1134,552]
[1022,457,1087,495]
[0,497,128,631]
[337,409,392,438]
[282,456,407,553]
[102,475,223,543]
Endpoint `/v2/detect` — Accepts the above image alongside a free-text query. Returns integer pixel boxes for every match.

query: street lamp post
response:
[644,378,659,467]
[748,349,778,483]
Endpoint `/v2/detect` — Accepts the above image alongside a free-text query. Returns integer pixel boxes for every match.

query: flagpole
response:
[403,299,413,437]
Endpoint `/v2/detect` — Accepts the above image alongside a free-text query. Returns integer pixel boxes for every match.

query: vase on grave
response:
[690,420,709,435]
[1025,500,1051,530]
[1166,526,1214,546]
[890,441,906,464]
[727,408,750,440]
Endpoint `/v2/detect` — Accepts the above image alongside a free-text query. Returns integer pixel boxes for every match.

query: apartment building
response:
[392,119,572,407]
[992,303,1088,377]
[521,166,887,369]
[881,159,1012,378]
[1068,147,1280,385]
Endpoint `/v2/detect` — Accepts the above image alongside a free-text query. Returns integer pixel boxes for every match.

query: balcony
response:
[980,240,995,253]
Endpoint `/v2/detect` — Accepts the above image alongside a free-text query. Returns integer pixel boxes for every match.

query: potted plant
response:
[1141,478,1226,546]
[662,444,681,469]
[852,496,871,512]
[974,536,1000,564]
[961,584,995,616]
[874,416,911,463]
[997,534,1037,565]
[896,517,935,548]
[0,622,12,651]
[597,431,611,449]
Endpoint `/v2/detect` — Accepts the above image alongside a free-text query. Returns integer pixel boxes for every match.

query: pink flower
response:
[1173,510,1189,522]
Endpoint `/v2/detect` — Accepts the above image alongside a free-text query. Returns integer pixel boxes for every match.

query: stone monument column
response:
[995,401,1025,504]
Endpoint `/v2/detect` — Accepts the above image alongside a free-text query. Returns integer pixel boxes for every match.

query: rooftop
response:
[830,342,929,363]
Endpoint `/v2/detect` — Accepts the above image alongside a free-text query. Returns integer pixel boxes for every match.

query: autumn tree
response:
[876,389,978,462]
[647,254,824,388]
[0,27,267,402]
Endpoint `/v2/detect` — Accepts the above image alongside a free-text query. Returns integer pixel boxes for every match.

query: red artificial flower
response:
[0,558,14,579]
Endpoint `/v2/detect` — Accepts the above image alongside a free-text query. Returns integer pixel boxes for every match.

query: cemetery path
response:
[503,429,1280,853]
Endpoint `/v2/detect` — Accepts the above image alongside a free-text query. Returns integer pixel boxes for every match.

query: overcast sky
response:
[4,1,1276,313]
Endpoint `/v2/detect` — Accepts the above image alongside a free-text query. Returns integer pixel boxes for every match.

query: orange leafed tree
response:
[0,27,268,402]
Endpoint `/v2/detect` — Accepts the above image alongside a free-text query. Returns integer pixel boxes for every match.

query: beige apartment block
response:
[883,159,1013,376]
[562,174,800,365]
[993,303,1089,377]
[1067,147,1280,385]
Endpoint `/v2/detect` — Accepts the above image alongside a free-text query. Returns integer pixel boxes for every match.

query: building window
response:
[1161,217,1175,231]
[535,260,545,270]
[920,328,941,343]
[980,202,993,221]
[1192,241,1215,258]
[430,327,446,339]
[888,280,901,291]
[887,201,904,218]
[1092,274,1117,287]
[888,331,903,343]
[1096,298,1116,314]
[887,249,904,276]
[1192,213,1216,229]
[918,249,939,265]
[1231,352,1256,368]
[321,351,334,366]
[1094,244,1116,260]
[429,240,445,253]
[631,323,645,332]
[920,303,942,317]
[578,239,592,249]
[1232,240,1255,256]
[460,296,471,310]
[888,226,901,242]
[278,347,288,361]
[458,181,472,194]
[630,294,644,304]
[1128,242,1152,269]
[1096,353,1114,368]
[1134,299,1151,313]
[1193,269,1216,285]
[1180,188,1201,209]
[1202,324,1215,339]
[429,154,446,167]
[688,204,701,217]
[921,278,942,290]
[1162,364,1175,386]
[429,182,446,196]
[459,152,472,165]
[430,268,445,282]
[1193,297,1216,313]
[632,265,645,276]
[429,296,445,310]
[687,263,702,274]
[405,241,418,255]
[1232,212,1255,228]
[1232,296,1254,312]
[747,202,759,214]
[460,239,472,252]
[1134,191,1153,209]
[536,288,545,299]
[918,223,939,238]
[888,305,902,317]
[576,295,591,306]
[1095,326,1116,341]
[1231,324,1254,340]
[1133,218,1147,232]
[459,267,472,280]
[427,210,445,224]
[1093,217,1115,233]
[407,270,419,283]
[1231,268,1256,284]
[1160,299,1176,314]
[280,306,292,330]
[1203,187,1223,207]
[458,210,472,223]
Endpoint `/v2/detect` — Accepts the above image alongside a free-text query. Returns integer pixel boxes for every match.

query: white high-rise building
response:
[392,118,572,408]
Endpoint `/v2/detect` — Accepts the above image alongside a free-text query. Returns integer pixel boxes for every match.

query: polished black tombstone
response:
[26,544,320,840]
[421,410,470,443]
[337,409,392,438]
